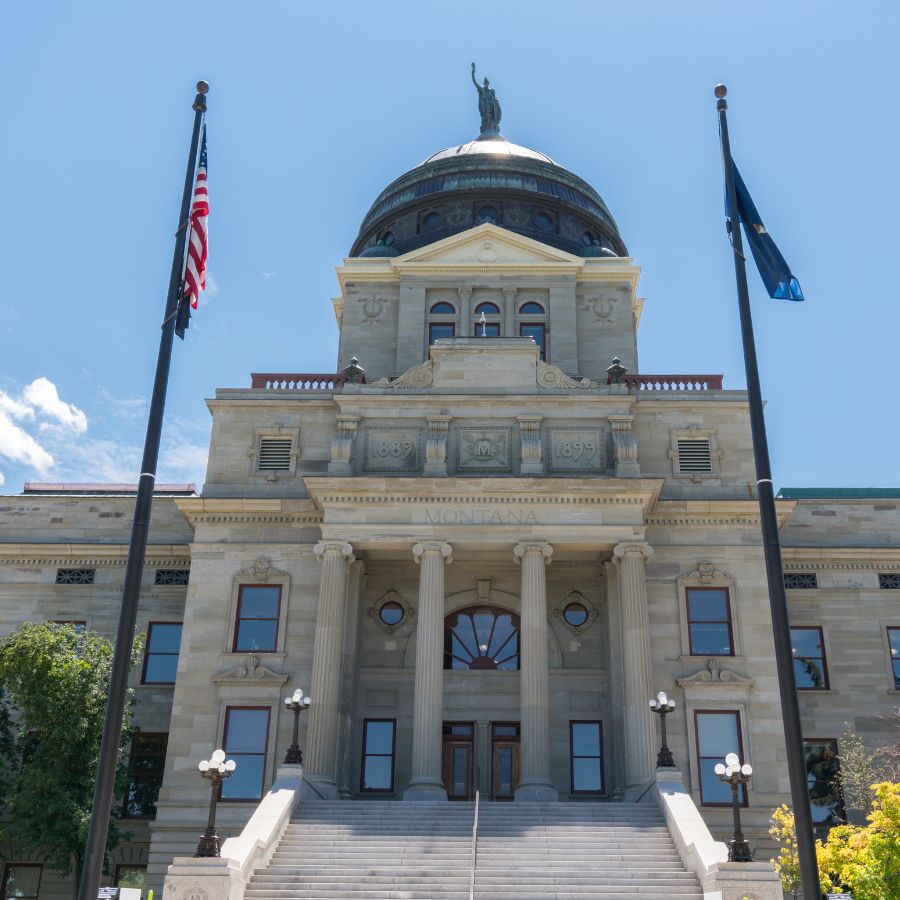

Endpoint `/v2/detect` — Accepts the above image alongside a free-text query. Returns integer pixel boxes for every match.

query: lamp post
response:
[283,687,312,765]
[715,752,754,862]
[649,691,676,767]
[195,749,236,857]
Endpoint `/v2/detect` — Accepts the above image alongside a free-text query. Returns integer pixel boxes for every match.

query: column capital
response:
[613,541,653,563]
[412,541,453,564]
[513,541,553,564]
[314,541,355,564]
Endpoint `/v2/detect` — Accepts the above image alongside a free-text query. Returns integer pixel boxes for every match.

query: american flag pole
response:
[77,81,209,900]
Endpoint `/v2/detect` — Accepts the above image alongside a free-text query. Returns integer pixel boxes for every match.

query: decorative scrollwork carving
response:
[536,360,600,390]
[369,359,434,389]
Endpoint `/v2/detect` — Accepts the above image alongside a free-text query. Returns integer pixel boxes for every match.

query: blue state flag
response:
[728,162,804,301]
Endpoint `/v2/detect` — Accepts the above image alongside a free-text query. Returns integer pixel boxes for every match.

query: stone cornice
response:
[646,499,796,529]
[0,543,189,568]
[175,498,322,528]
[781,546,900,570]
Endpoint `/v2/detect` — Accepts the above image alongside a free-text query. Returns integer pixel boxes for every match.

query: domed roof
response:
[352,93,627,260]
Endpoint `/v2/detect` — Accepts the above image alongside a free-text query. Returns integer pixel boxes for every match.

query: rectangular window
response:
[122,732,168,818]
[694,711,746,806]
[519,323,546,360]
[233,585,281,653]
[221,707,270,801]
[686,587,734,656]
[879,573,900,590]
[1,865,41,900]
[361,719,396,793]
[257,437,293,472]
[804,739,843,826]
[115,866,147,891]
[474,323,501,337]
[154,568,190,586]
[784,572,818,589]
[55,568,95,584]
[675,438,713,475]
[570,721,603,794]
[141,622,183,684]
[791,626,829,690]
[888,628,900,689]
[429,322,455,344]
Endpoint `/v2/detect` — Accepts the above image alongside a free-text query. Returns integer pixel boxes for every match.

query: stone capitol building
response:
[2,75,899,900]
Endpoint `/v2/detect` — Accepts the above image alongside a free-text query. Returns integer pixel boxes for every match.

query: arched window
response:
[430,301,456,315]
[519,301,545,315]
[477,206,499,224]
[444,606,520,670]
[474,302,500,315]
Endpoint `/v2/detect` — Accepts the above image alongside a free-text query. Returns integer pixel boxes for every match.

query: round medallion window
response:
[563,602,589,628]
[379,601,404,626]
[535,212,554,231]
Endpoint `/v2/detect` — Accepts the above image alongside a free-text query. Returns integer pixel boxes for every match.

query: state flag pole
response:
[714,84,820,899]
[77,80,209,900]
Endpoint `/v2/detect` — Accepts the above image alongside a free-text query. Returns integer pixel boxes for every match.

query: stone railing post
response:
[404,541,453,800]
[305,541,355,797]
[613,541,655,788]
[514,541,557,801]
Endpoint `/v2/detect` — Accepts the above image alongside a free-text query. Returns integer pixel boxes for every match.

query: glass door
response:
[491,722,520,801]
[442,722,474,800]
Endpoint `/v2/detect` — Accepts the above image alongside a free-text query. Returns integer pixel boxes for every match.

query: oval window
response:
[382,231,395,247]
[534,212,554,231]
[519,302,545,314]
[582,231,597,246]
[563,603,589,628]
[379,602,404,626]
[423,212,441,231]
[477,207,499,224]
[474,302,500,315]
[430,301,456,315]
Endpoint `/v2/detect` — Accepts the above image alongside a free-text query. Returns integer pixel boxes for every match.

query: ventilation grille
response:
[676,438,713,474]
[155,569,190,586]
[784,572,818,590]
[257,438,293,472]
[879,573,900,590]
[55,568,96,585]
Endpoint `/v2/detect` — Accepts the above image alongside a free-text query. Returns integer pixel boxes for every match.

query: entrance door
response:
[491,722,520,801]
[442,722,474,800]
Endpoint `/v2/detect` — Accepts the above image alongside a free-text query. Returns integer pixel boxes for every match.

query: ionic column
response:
[305,541,355,798]
[404,541,453,800]
[514,541,557,802]
[613,541,655,788]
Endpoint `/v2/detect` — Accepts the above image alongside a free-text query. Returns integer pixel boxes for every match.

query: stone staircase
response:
[243,800,703,900]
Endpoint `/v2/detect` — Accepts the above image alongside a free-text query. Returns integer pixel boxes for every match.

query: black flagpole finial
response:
[194,81,209,112]
[714,84,727,110]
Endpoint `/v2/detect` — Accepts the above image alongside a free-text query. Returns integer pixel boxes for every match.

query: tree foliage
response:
[0,623,141,882]
[838,725,880,822]
[770,782,900,899]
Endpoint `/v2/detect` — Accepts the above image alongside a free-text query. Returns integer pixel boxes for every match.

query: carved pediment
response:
[394,224,582,267]
[677,657,754,690]
[213,654,288,685]
[686,561,728,584]
[238,557,288,582]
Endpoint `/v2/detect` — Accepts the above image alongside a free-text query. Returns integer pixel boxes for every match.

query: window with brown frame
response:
[1,865,41,900]
[804,738,844,826]
[141,622,183,684]
[888,628,900,689]
[694,710,747,807]
[791,626,829,690]
[221,706,270,801]
[569,721,604,794]
[122,732,168,818]
[686,587,734,656]
[360,719,396,793]
[233,585,281,653]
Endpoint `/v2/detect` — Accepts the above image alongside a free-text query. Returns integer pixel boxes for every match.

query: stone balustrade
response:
[250,373,350,390]
[617,374,724,390]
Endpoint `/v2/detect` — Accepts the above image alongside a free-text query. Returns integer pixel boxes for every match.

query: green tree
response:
[0,622,142,891]
[838,725,880,822]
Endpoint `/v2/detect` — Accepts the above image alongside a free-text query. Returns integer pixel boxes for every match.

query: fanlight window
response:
[474,302,500,315]
[519,301,545,314]
[430,301,456,315]
[444,606,520,670]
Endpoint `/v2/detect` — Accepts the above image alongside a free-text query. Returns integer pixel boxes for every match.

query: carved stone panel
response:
[546,427,606,473]
[363,428,422,473]
[456,428,512,473]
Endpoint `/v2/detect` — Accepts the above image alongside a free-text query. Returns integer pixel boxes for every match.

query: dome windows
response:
[534,211,555,232]
[477,206,499,224]
[422,211,442,232]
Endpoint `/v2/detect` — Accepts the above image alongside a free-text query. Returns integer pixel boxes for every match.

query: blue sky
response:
[1,1,896,492]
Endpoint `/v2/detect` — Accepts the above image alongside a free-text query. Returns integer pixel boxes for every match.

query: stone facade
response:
[2,139,899,900]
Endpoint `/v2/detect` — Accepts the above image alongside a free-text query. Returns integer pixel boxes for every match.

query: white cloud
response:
[262,271,277,281]
[198,274,220,309]
[0,404,54,470]
[0,470,5,487]
[22,377,87,433]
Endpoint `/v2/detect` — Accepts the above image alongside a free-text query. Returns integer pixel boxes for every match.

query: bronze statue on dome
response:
[471,63,501,137]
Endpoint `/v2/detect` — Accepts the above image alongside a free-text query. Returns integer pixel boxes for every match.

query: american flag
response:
[183,125,208,309]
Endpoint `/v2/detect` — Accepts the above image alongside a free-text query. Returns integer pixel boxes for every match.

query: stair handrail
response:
[469,768,480,900]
